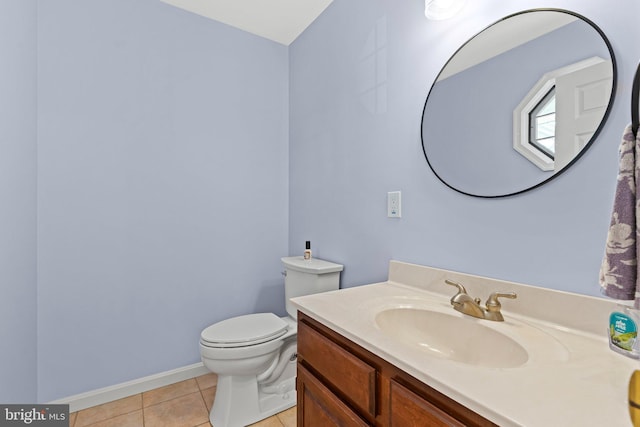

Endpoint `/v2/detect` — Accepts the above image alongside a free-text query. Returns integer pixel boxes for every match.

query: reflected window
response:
[528,87,556,159]
[513,56,611,173]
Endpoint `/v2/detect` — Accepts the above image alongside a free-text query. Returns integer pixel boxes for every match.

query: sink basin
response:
[375,308,530,368]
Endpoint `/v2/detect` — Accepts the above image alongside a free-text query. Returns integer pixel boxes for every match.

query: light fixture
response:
[424,0,467,20]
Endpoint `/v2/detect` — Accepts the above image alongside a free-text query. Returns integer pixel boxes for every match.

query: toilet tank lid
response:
[281,256,343,274]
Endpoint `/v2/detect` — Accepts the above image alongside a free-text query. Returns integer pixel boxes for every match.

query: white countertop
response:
[291,260,639,427]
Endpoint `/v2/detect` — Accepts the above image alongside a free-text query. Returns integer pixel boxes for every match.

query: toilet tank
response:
[282,256,343,319]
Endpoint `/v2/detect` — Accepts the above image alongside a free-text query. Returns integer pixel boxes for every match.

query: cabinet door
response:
[297,320,377,418]
[389,379,465,427]
[297,364,370,427]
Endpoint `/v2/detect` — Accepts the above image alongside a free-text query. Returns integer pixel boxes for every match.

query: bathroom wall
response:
[36,0,288,401]
[0,0,38,403]
[289,0,640,297]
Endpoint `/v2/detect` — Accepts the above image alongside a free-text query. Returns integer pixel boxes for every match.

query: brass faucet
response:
[445,280,517,322]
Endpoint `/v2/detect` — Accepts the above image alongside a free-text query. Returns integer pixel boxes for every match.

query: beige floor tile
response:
[195,373,218,390]
[248,415,284,427]
[276,407,296,427]
[71,378,296,427]
[200,386,216,410]
[74,395,142,427]
[142,378,200,407]
[85,410,143,427]
[143,391,209,427]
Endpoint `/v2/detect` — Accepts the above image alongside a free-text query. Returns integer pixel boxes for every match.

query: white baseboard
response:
[49,362,211,412]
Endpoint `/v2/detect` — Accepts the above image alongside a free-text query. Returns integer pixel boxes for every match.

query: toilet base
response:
[209,374,296,427]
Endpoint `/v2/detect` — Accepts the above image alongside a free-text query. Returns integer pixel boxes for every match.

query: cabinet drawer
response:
[298,319,377,418]
[389,380,465,427]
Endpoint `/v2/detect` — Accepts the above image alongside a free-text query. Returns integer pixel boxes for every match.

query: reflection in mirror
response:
[513,56,612,172]
[421,9,616,198]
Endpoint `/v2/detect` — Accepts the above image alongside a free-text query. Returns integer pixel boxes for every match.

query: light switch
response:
[387,191,401,218]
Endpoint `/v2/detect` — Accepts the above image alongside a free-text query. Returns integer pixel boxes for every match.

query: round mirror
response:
[421,9,617,198]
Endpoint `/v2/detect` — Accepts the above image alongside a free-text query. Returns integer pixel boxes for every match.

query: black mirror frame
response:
[420,8,617,198]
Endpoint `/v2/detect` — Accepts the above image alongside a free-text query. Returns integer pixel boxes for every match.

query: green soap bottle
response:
[609,307,640,359]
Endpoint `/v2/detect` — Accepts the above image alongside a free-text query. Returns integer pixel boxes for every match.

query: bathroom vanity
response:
[291,261,638,426]
[297,312,494,426]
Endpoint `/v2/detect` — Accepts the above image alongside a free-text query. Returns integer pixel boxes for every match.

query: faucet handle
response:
[444,279,468,295]
[485,292,517,311]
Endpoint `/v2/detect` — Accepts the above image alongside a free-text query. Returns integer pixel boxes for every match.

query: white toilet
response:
[199,256,343,427]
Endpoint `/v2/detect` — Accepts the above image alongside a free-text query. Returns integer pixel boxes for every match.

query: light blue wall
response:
[36,0,288,401]
[289,0,640,297]
[0,0,38,403]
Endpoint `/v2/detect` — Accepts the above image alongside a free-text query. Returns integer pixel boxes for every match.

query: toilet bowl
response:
[200,313,297,427]
[199,256,343,427]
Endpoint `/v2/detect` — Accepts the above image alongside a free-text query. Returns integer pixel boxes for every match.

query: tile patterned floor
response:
[68,373,296,427]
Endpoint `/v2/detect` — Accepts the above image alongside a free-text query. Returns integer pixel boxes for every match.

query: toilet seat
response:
[200,313,288,348]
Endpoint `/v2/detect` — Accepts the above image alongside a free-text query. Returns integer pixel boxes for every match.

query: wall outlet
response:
[387,191,401,218]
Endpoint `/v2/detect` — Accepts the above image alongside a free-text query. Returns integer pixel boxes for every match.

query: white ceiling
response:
[160,0,333,46]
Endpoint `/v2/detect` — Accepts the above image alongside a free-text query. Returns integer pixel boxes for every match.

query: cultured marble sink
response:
[374,302,569,368]
[376,308,528,368]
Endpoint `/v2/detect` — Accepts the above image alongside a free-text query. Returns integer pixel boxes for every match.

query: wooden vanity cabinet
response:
[296,312,497,427]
